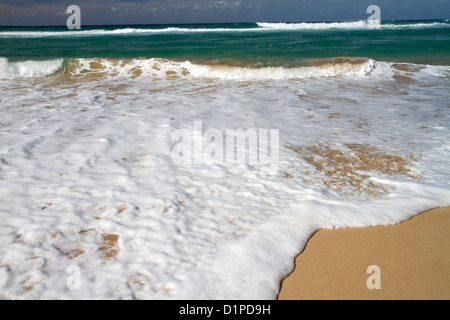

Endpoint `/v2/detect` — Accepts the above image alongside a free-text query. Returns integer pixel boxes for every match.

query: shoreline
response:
[278,207,450,300]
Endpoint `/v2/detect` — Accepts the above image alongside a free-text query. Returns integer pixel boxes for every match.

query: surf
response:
[3,56,449,84]
[0,57,64,80]
[0,20,449,38]
[257,20,450,30]
[0,57,380,81]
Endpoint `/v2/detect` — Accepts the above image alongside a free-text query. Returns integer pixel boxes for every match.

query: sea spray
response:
[0,58,64,80]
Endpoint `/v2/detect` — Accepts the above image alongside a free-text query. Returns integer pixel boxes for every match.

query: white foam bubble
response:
[0,55,449,300]
[1,21,448,39]
[0,57,64,80]
[65,57,377,81]
[0,27,258,38]
[257,21,372,30]
[189,60,376,80]
[257,21,450,30]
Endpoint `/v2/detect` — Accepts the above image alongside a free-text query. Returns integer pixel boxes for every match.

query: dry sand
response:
[278,207,450,300]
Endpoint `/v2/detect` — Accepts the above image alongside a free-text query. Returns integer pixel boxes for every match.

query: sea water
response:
[0,21,449,299]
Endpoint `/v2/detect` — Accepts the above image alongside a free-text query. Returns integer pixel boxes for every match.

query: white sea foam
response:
[66,57,450,82]
[258,21,373,30]
[2,57,375,81]
[257,21,450,30]
[0,56,378,81]
[58,57,380,81]
[0,57,64,80]
[188,59,377,80]
[0,57,449,300]
[1,21,448,38]
[0,27,257,38]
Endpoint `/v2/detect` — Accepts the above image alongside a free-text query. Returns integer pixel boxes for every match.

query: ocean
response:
[0,20,450,299]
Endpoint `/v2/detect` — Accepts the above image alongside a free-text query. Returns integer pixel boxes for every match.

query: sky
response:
[0,0,449,26]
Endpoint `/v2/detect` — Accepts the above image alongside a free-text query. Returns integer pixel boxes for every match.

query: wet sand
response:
[278,207,450,300]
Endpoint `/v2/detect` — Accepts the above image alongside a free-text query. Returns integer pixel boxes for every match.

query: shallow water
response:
[0,21,450,299]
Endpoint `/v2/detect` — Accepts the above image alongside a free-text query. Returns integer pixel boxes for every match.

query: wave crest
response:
[257,21,450,30]
[57,57,377,81]
[0,57,64,80]
[257,21,373,30]
[1,21,448,38]
[189,58,376,80]
[0,57,385,81]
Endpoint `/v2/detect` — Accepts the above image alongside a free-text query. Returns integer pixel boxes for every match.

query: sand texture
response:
[278,207,450,300]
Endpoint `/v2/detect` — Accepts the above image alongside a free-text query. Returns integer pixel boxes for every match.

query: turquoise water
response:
[1,19,450,300]
[1,20,450,66]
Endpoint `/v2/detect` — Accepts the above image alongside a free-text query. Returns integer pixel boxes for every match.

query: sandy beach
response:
[278,207,450,300]
[2,19,450,299]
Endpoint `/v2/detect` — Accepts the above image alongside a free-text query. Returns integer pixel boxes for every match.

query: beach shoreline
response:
[1,21,450,299]
[278,207,450,300]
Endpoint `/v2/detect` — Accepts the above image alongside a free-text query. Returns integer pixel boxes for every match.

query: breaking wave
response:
[0,27,256,38]
[0,57,64,80]
[0,21,448,38]
[0,57,382,81]
[187,58,377,80]
[4,56,447,82]
[257,20,450,30]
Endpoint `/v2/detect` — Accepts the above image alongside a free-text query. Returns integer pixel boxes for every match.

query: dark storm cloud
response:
[0,0,449,26]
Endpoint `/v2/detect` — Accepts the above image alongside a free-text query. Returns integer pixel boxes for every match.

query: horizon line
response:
[1,18,448,28]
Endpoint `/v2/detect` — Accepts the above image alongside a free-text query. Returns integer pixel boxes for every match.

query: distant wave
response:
[257,21,375,30]
[0,26,260,38]
[257,20,450,30]
[1,20,449,38]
